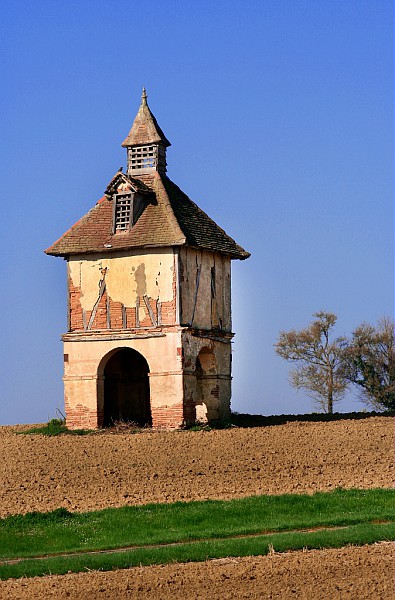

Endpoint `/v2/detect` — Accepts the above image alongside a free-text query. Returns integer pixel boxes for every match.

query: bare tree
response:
[342,317,395,411]
[275,312,348,413]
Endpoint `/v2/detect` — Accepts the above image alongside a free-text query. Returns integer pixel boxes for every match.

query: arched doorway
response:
[195,347,218,423]
[103,348,151,427]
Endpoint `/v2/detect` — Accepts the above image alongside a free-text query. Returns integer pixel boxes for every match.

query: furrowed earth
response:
[0,415,393,598]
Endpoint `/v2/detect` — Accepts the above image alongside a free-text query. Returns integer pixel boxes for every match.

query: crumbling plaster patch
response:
[69,249,175,311]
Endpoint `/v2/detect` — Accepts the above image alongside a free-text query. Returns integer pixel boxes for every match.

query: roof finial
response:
[141,87,147,104]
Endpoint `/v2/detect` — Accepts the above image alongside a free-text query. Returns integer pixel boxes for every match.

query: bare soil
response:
[0,417,392,516]
[1,543,393,599]
[0,416,393,598]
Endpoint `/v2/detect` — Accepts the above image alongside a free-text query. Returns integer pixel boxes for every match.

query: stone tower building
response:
[46,89,249,429]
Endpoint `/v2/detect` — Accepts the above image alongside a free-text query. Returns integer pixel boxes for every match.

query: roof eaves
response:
[44,198,107,256]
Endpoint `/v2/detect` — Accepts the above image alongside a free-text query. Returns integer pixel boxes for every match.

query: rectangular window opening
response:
[114,194,132,231]
[128,146,158,171]
[113,192,146,232]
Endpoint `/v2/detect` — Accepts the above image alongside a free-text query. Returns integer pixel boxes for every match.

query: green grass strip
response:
[1,488,394,561]
[0,522,393,581]
[19,419,91,436]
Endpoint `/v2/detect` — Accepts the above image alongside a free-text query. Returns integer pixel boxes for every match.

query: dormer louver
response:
[114,193,132,230]
[113,192,146,232]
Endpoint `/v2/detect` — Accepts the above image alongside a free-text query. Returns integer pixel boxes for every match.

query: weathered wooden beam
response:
[121,304,127,329]
[87,270,107,330]
[143,294,157,327]
[190,267,201,327]
[106,295,111,329]
[136,296,140,328]
[157,300,162,326]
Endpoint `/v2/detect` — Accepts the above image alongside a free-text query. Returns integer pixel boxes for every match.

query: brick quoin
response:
[65,403,99,429]
[68,278,84,331]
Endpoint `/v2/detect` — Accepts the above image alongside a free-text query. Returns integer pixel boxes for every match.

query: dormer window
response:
[113,192,145,232]
[114,194,132,230]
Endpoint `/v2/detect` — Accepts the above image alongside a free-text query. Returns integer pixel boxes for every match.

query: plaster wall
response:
[179,248,231,331]
[68,248,177,331]
[62,247,233,430]
[182,332,232,425]
[63,331,184,429]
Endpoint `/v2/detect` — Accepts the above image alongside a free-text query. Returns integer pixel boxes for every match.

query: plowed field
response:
[0,416,393,598]
[1,543,393,599]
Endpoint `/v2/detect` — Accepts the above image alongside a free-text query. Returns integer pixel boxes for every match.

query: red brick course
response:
[108,299,123,329]
[68,277,84,331]
[68,287,176,332]
[151,403,184,429]
[65,402,101,430]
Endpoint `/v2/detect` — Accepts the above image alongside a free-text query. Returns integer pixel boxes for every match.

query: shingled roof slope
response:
[45,172,249,259]
[45,173,184,256]
[122,89,170,148]
[162,177,250,259]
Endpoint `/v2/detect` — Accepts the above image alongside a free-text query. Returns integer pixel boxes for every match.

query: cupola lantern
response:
[122,87,170,176]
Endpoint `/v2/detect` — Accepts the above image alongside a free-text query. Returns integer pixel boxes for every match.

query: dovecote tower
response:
[46,89,250,429]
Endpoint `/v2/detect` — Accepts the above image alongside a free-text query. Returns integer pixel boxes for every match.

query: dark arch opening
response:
[194,347,217,424]
[103,348,151,427]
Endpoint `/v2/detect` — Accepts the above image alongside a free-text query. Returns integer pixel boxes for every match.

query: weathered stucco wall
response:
[63,247,233,430]
[182,333,231,425]
[63,329,231,430]
[63,331,184,429]
[68,248,177,331]
[179,248,231,332]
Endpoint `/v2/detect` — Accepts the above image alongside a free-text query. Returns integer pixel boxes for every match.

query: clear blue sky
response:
[0,0,393,425]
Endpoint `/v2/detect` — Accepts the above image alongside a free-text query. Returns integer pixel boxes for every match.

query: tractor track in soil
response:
[0,415,393,598]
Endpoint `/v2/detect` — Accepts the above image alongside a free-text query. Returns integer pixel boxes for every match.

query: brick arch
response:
[196,346,217,375]
[98,347,151,427]
[195,347,219,423]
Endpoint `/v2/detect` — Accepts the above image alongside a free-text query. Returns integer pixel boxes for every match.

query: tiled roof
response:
[45,172,250,260]
[122,89,170,148]
[162,178,250,259]
[105,171,152,195]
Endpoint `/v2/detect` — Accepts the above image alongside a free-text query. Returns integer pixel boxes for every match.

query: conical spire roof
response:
[121,88,171,148]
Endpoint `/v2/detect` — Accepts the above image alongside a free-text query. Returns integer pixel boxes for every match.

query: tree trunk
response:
[327,369,334,414]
